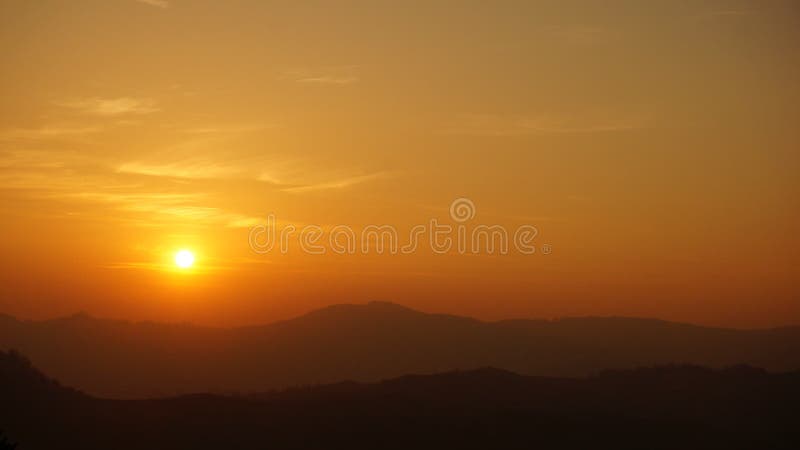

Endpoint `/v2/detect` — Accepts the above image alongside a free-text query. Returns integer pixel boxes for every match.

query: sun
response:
[174,249,195,269]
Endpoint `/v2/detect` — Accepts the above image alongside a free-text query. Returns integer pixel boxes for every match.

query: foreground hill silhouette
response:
[2,302,800,397]
[1,350,799,449]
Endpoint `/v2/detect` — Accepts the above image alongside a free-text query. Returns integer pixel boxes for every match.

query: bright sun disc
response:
[174,250,195,268]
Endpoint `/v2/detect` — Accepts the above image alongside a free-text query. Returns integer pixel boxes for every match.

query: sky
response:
[0,0,798,327]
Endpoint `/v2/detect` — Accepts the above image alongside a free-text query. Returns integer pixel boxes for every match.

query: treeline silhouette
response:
[0,431,16,450]
[1,350,799,450]
[2,302,800,398]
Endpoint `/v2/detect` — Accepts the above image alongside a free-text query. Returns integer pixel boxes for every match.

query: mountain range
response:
[1,349,798,449]
[1,301,799,398]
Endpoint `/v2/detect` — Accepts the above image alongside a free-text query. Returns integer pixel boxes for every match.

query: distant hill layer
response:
[1,301,799,398]
[1,350,799,450]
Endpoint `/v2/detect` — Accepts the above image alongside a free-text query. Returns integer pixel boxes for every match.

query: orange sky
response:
[1,0,798,328]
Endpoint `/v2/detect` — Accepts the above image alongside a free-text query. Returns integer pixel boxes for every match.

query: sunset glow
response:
[0,0,797,329]
[174,250,195,269]
[1,2,799,449]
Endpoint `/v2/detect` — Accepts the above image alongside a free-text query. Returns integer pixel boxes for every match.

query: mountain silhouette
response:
[1,349,798,450]
[1,302,799,398]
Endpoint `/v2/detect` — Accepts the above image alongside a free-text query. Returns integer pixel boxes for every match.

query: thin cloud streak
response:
[0,150,263,229]
[282,172,388,193]
[179,124,273,134]
[56,97,160,116]
[442,113,645,136]
[117,161,243,180]
[295,76,360,85]
[58,191,264,229]
[283,66,360,85]
[0,126,102,141]
[136,0,169,8]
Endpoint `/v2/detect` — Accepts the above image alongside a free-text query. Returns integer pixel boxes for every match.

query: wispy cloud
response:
[442,113,644,136]
[0,126,102,141]
[0,149,80,170]
[0,149,264,229]
[282,172,388,193]
[56,97,160,116]
[103,260,241,273]
[136,0,169,8]
[63,191,205,211]
[283,66,360,85]
[55,190,264,229]
[295,75,359,85]
[179,124,273,134]
[117,160,243,180]
[256,158,309,186]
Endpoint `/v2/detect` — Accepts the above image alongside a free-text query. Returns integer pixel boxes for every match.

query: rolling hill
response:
[1,301,799,398]
[1,350,799,450]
